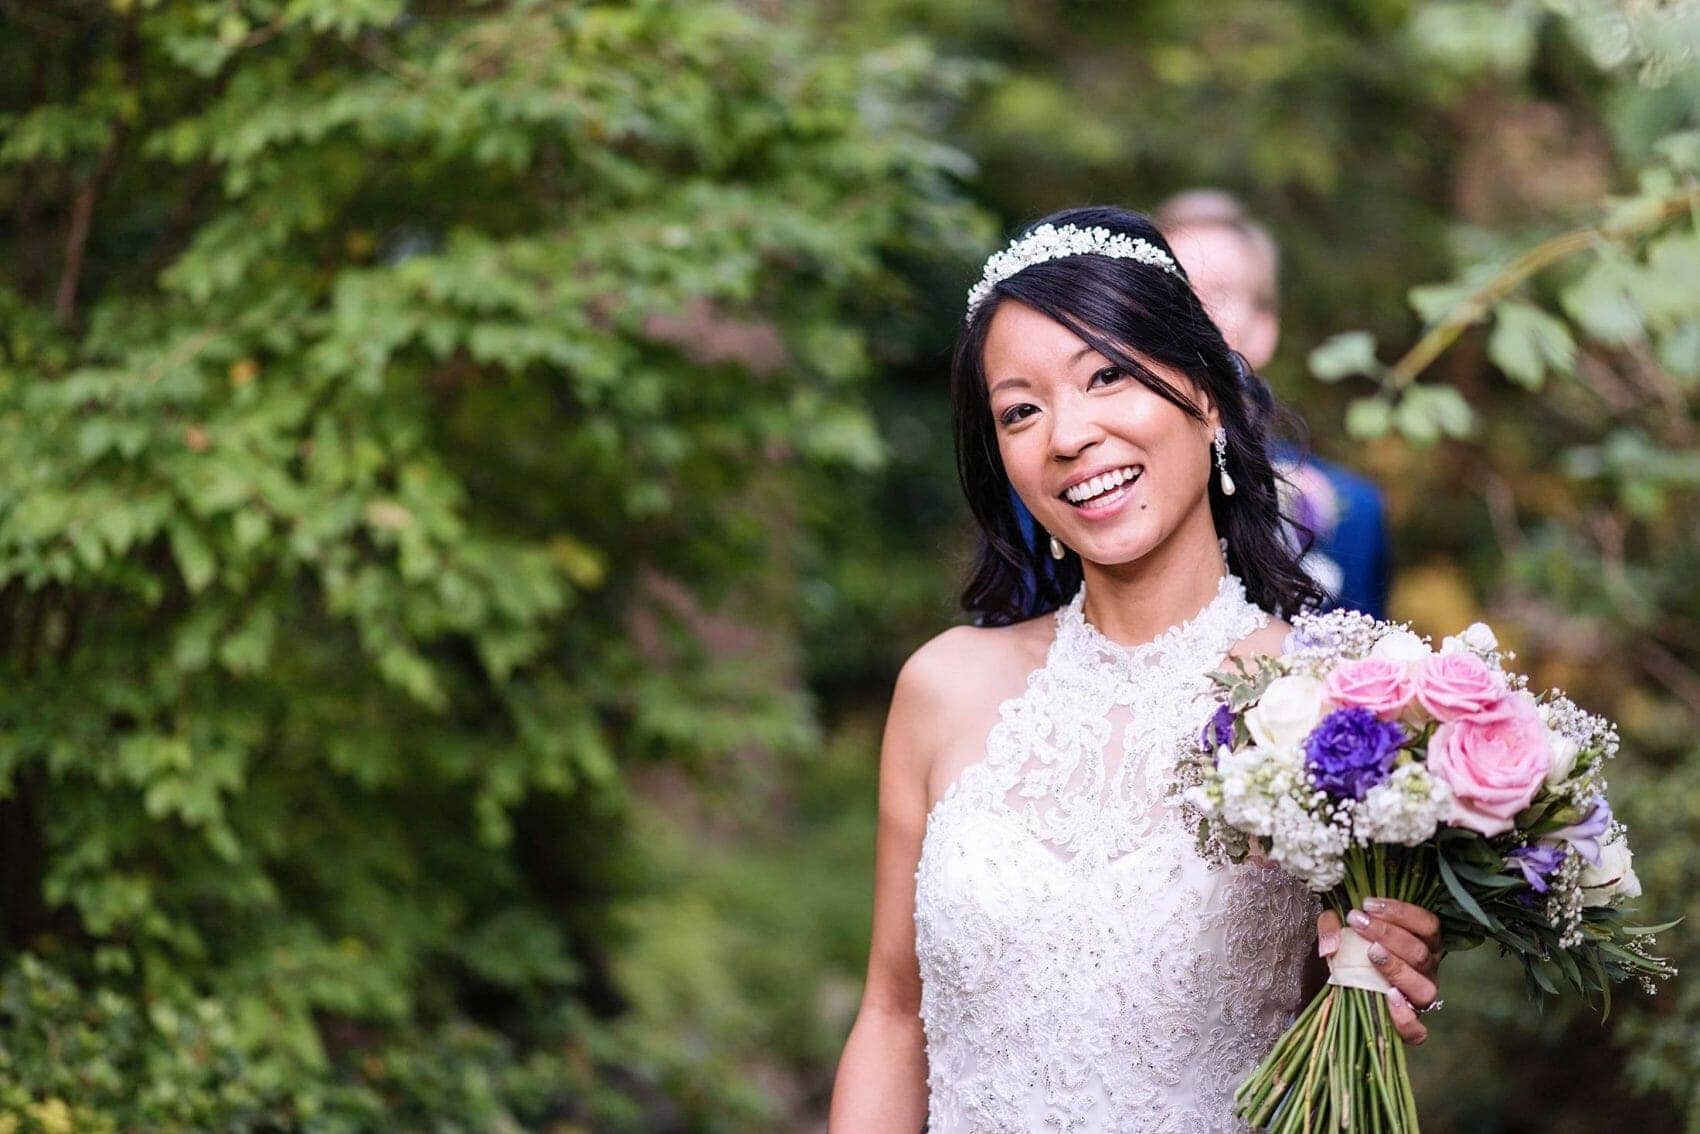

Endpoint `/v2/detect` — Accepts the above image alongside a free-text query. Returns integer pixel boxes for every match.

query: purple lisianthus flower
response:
[1548,797,1611,866]
[1303,706,1405,800]
[1287,624,1320,652]
[1508,843,1567,894]
[1201,704,1235,758]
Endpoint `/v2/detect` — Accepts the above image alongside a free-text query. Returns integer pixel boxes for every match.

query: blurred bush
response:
[0,0,980,1127]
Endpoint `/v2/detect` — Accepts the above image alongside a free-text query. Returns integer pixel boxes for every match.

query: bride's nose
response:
[1048,391,1107,459]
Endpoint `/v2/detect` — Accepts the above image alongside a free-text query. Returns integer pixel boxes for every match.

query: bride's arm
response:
[828,636,959,1132]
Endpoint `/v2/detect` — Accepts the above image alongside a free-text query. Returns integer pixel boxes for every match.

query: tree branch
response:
[1384,186,1700,391]
[51,18,139,327]
[1639,637,1700,719]
[52,129,123,326]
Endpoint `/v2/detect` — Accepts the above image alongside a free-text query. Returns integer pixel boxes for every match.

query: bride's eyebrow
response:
[989,346,1108,394]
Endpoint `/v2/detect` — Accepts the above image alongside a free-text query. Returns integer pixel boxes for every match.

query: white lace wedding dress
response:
[912,571,1320,1133]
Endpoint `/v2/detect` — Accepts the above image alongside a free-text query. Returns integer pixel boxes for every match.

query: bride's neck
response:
[1077,528,1229,649]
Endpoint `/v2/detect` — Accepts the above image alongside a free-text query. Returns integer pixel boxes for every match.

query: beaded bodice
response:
[912,572,1319,1133]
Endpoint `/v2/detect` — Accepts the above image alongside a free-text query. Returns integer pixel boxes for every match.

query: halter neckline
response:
[1059,571,1254,665]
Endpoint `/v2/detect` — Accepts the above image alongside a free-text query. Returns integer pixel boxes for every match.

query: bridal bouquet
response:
[1178,607,1675,1132]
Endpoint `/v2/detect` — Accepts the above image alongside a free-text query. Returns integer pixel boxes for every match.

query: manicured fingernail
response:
[1369,943,1390,966]
[1386,987,1408,1009]
[1318,931,1339,958]
[1362,898,1388,913]
[1346,910,1372,931]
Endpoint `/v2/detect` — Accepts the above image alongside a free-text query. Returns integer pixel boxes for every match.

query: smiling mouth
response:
[1060,465,1143,508]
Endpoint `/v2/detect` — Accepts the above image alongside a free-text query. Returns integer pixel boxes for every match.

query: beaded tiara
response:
[964,222,1182,322]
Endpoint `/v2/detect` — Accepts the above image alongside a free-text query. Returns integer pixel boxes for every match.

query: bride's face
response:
[983,299,1219,569]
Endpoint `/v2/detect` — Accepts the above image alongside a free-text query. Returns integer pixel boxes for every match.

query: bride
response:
[829,206,1445,1132]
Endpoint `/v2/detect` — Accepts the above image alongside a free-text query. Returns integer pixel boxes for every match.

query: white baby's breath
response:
[1282,607,1393,669]
[1353,764,1450,846]
[1267,795,1351,891]
[1217,746,1305,838]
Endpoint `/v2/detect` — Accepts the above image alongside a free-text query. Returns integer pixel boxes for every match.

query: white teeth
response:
[1064,465,1141,504]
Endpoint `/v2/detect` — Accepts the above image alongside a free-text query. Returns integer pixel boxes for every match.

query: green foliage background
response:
[0,1,1696,1130]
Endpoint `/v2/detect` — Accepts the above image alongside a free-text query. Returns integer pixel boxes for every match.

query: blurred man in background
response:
[1154,189,1392,618]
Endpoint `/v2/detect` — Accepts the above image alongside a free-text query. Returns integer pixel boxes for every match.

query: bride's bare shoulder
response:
[895,611,1056,719]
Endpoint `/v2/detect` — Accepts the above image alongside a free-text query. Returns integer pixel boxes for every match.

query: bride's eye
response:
[999,404,1036,426]
[1091,366,1128,387]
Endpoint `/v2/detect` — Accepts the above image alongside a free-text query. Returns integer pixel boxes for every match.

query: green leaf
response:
[1437,851,1504,932]
[1653,129,1700,172]
[1488,301,1576,389]
[1443,856,1522,891]
[1553,941,1585,992]
[1409,277,1479,324]
[167,519,217,593]
[1307,331,1381,383]
[1583,947,1611,1019]
[1408,2,1537,75]
[1393,384,1475,445]
[1562,259,1646,345]
[1623,917,1684,936]
[796,401,887,470]
[1344,397,1393,440]
[218,605,277,674]
[1656,320,1700,382]
[1640,234,1700,326]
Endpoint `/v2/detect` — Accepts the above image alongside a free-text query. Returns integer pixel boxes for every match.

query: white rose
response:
[1371,629,1431,663]
[1462,622,1498,651]
[1580,834,1642,905]
[1245,675,1327,752]
[1543,729,1581,788]
[1442,621,1499,656]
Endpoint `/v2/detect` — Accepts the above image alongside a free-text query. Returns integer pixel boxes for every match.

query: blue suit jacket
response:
[1273,443,1390,619]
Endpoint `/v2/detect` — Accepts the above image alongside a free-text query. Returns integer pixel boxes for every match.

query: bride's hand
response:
[1316,898,1444,1046]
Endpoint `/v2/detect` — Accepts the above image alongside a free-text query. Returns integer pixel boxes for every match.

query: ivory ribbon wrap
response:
[1325,926,1393,994]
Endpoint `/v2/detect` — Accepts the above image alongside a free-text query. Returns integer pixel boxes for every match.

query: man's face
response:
[1164,224,1280,371]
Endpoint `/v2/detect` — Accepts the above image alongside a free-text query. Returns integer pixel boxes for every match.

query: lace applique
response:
[913,573,1321,1133]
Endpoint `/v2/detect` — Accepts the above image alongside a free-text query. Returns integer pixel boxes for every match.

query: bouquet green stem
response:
[1234,844,1440,1132]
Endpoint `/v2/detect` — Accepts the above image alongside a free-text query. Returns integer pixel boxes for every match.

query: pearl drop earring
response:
[1213,426,1236,496]
[1050,534,1065,560]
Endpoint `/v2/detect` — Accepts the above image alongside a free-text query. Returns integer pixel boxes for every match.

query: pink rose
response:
[1323,657,1416,720]
[1414,651,1508,722]
[1426,692,1551,836]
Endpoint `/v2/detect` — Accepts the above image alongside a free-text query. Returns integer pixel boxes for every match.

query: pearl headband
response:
[964,222,1182,322]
